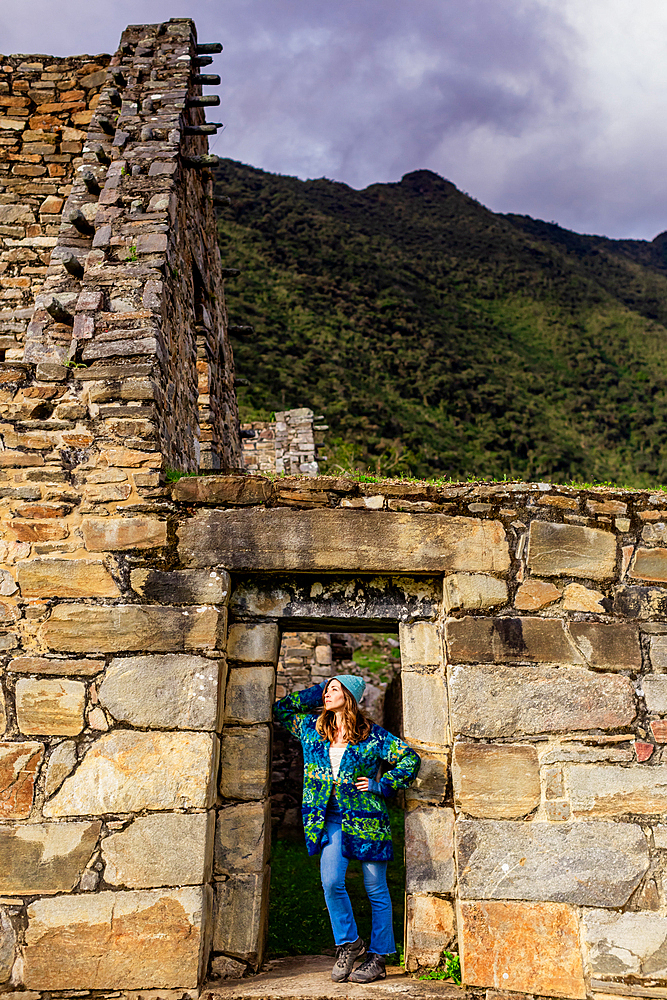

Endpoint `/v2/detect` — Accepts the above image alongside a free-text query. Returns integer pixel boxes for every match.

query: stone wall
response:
[241,407,322,476]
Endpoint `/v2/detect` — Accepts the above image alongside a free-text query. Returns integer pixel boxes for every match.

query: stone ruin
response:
[1,16,667,1000]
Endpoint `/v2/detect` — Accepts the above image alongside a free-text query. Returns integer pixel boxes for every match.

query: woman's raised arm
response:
[273,681,326,738]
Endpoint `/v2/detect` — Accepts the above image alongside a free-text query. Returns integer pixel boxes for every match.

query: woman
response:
[274,673,421,984]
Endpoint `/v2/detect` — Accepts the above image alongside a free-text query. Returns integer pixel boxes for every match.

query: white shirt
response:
[329,745,347,780]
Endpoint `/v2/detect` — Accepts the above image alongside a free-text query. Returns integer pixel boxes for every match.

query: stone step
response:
[205,955,471,1000]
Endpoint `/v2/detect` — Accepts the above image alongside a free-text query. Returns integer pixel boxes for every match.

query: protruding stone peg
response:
[184,123,223,135]
[110,68,126,87]
[228,325,254,334]
[187,95,220,107]
[46,297,74,325]
[98,116,115,135]
[213,195,231,206]
[182,154,220,167]
[67,209,95,236]
[88,143,110,165]
[193,74,221,86]
[194,55,213,67]
[234,377,250,386]
[62,253,84,279]
[107,88,122,107]
[196,42,223,54]
[80,169,101,196]
[220,268,241,278]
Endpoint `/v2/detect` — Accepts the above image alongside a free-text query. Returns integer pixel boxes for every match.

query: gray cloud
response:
[1,0,665,238]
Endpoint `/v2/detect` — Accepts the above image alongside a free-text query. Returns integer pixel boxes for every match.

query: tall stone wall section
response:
[241,407,322,476]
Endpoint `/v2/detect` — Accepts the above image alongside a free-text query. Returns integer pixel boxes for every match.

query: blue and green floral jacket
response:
[274,682,421,862]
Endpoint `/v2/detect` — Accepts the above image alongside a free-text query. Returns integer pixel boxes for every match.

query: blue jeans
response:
[319,816,395,956]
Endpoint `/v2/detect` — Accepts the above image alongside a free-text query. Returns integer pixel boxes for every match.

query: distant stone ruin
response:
[0,17,666,1000]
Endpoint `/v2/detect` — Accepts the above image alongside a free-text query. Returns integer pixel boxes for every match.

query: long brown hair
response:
[316,680,372,744]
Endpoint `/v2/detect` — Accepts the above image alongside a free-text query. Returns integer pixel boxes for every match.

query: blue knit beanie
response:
[332,674,365,705]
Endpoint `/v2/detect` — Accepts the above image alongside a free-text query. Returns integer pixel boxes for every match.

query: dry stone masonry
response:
[1,16,667,1000]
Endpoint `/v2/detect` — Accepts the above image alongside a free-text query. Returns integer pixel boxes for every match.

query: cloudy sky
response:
[2,0,665,240]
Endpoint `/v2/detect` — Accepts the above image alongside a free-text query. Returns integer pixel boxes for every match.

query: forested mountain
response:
[213,159,667,486]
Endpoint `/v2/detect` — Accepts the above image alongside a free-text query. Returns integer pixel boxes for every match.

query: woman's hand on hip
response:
[355,777,370,791]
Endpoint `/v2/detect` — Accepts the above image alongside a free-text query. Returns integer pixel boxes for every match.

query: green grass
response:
[268,804,406,960]
[419,951,462,984]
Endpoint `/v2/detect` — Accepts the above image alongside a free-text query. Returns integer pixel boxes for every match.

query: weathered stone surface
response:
[130,567,230,604]
[0,821,100,894]
[9,656,103,676]
[452,743,540,818]
[405,806,455,892]
[652,719,667,742]
[44,731,217,816]
[0,691,5,737]
[210,955,247,980]
[215,800,270,875]
[17,557,119,598]
[399,621,441,669]
[405,895,455,972]
[443,573,508,611]
[0,907,15,984]
[456,819,648,906]
[99,654,220,729]
[584,909,667,979]
[540,742,633,764]
[219,726,270,801]
[44,740,77,798]
[631,548,667,582]
[526,521,616,580]
[459,900,586,998]
[227,623,280,663]
[0,741,43,818]
[405,752,450,804]
[24,886,211,989]
[614,585,667,619]
[179,509,510,573]
[563,582,606,612]
[450,664,634,737]
[401,669,449,747]
[101,811,214,889]
[569,621,642,672]
[213,868,270,965]
[16,678,85,736]
[643,675,667,713]
[41,604,223,652]
[173,475,271,505]
[224,667,275,724]
[446,616,583,664]
[514,579,560,610]
[82,516,167,551]
[650,634,667,671]
[567,763,667,816]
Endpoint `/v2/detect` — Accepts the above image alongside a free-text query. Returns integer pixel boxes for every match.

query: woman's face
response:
[323,679,346,711]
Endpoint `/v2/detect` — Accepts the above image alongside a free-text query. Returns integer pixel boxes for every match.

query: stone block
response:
[568,621,642,672]
[82,516,166,551]
[456,819,648,906]
[17,557,119,598]
[631,548,667,582]
[563,582,606,612]
[219,726,270,801]
[178,509,510,574]
[514,579,561,610]
[101,811,214,889]
[650,634,667,671]
[401,669,449,747]
[213,868,270,965]
[614,585,667,619]
[172,475,271,504]
[584,909,667,979]
[452,743,540,818]
[446,616,583,664]
[99,654,220,730]
[568,763,667,817]
[227,623,280,663]
[44,740,77,798]
[0,907,15,984]
[0,820,100,894]
[224,666,275,724]
[8,656,103,676]
[526,520,616,580]
[459,900,585,998]
[643,675,667,714]
[443,573,508,611]
[44,730,217,816]
[405,806,455,892]
[399,621,442,669]
[405,752,450,804]
[130,567,230,604]
[41,604,223,652]
[405,895,455,971]
[23,886,211,990]
[16,677,85,736]
[215,800,270,874]
[0,741,43,818]
[0,693,4,737]
[450,664,634,738]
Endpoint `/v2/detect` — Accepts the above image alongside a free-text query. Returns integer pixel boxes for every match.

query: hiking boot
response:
[331,937,366,982]
[348,952,386,983]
